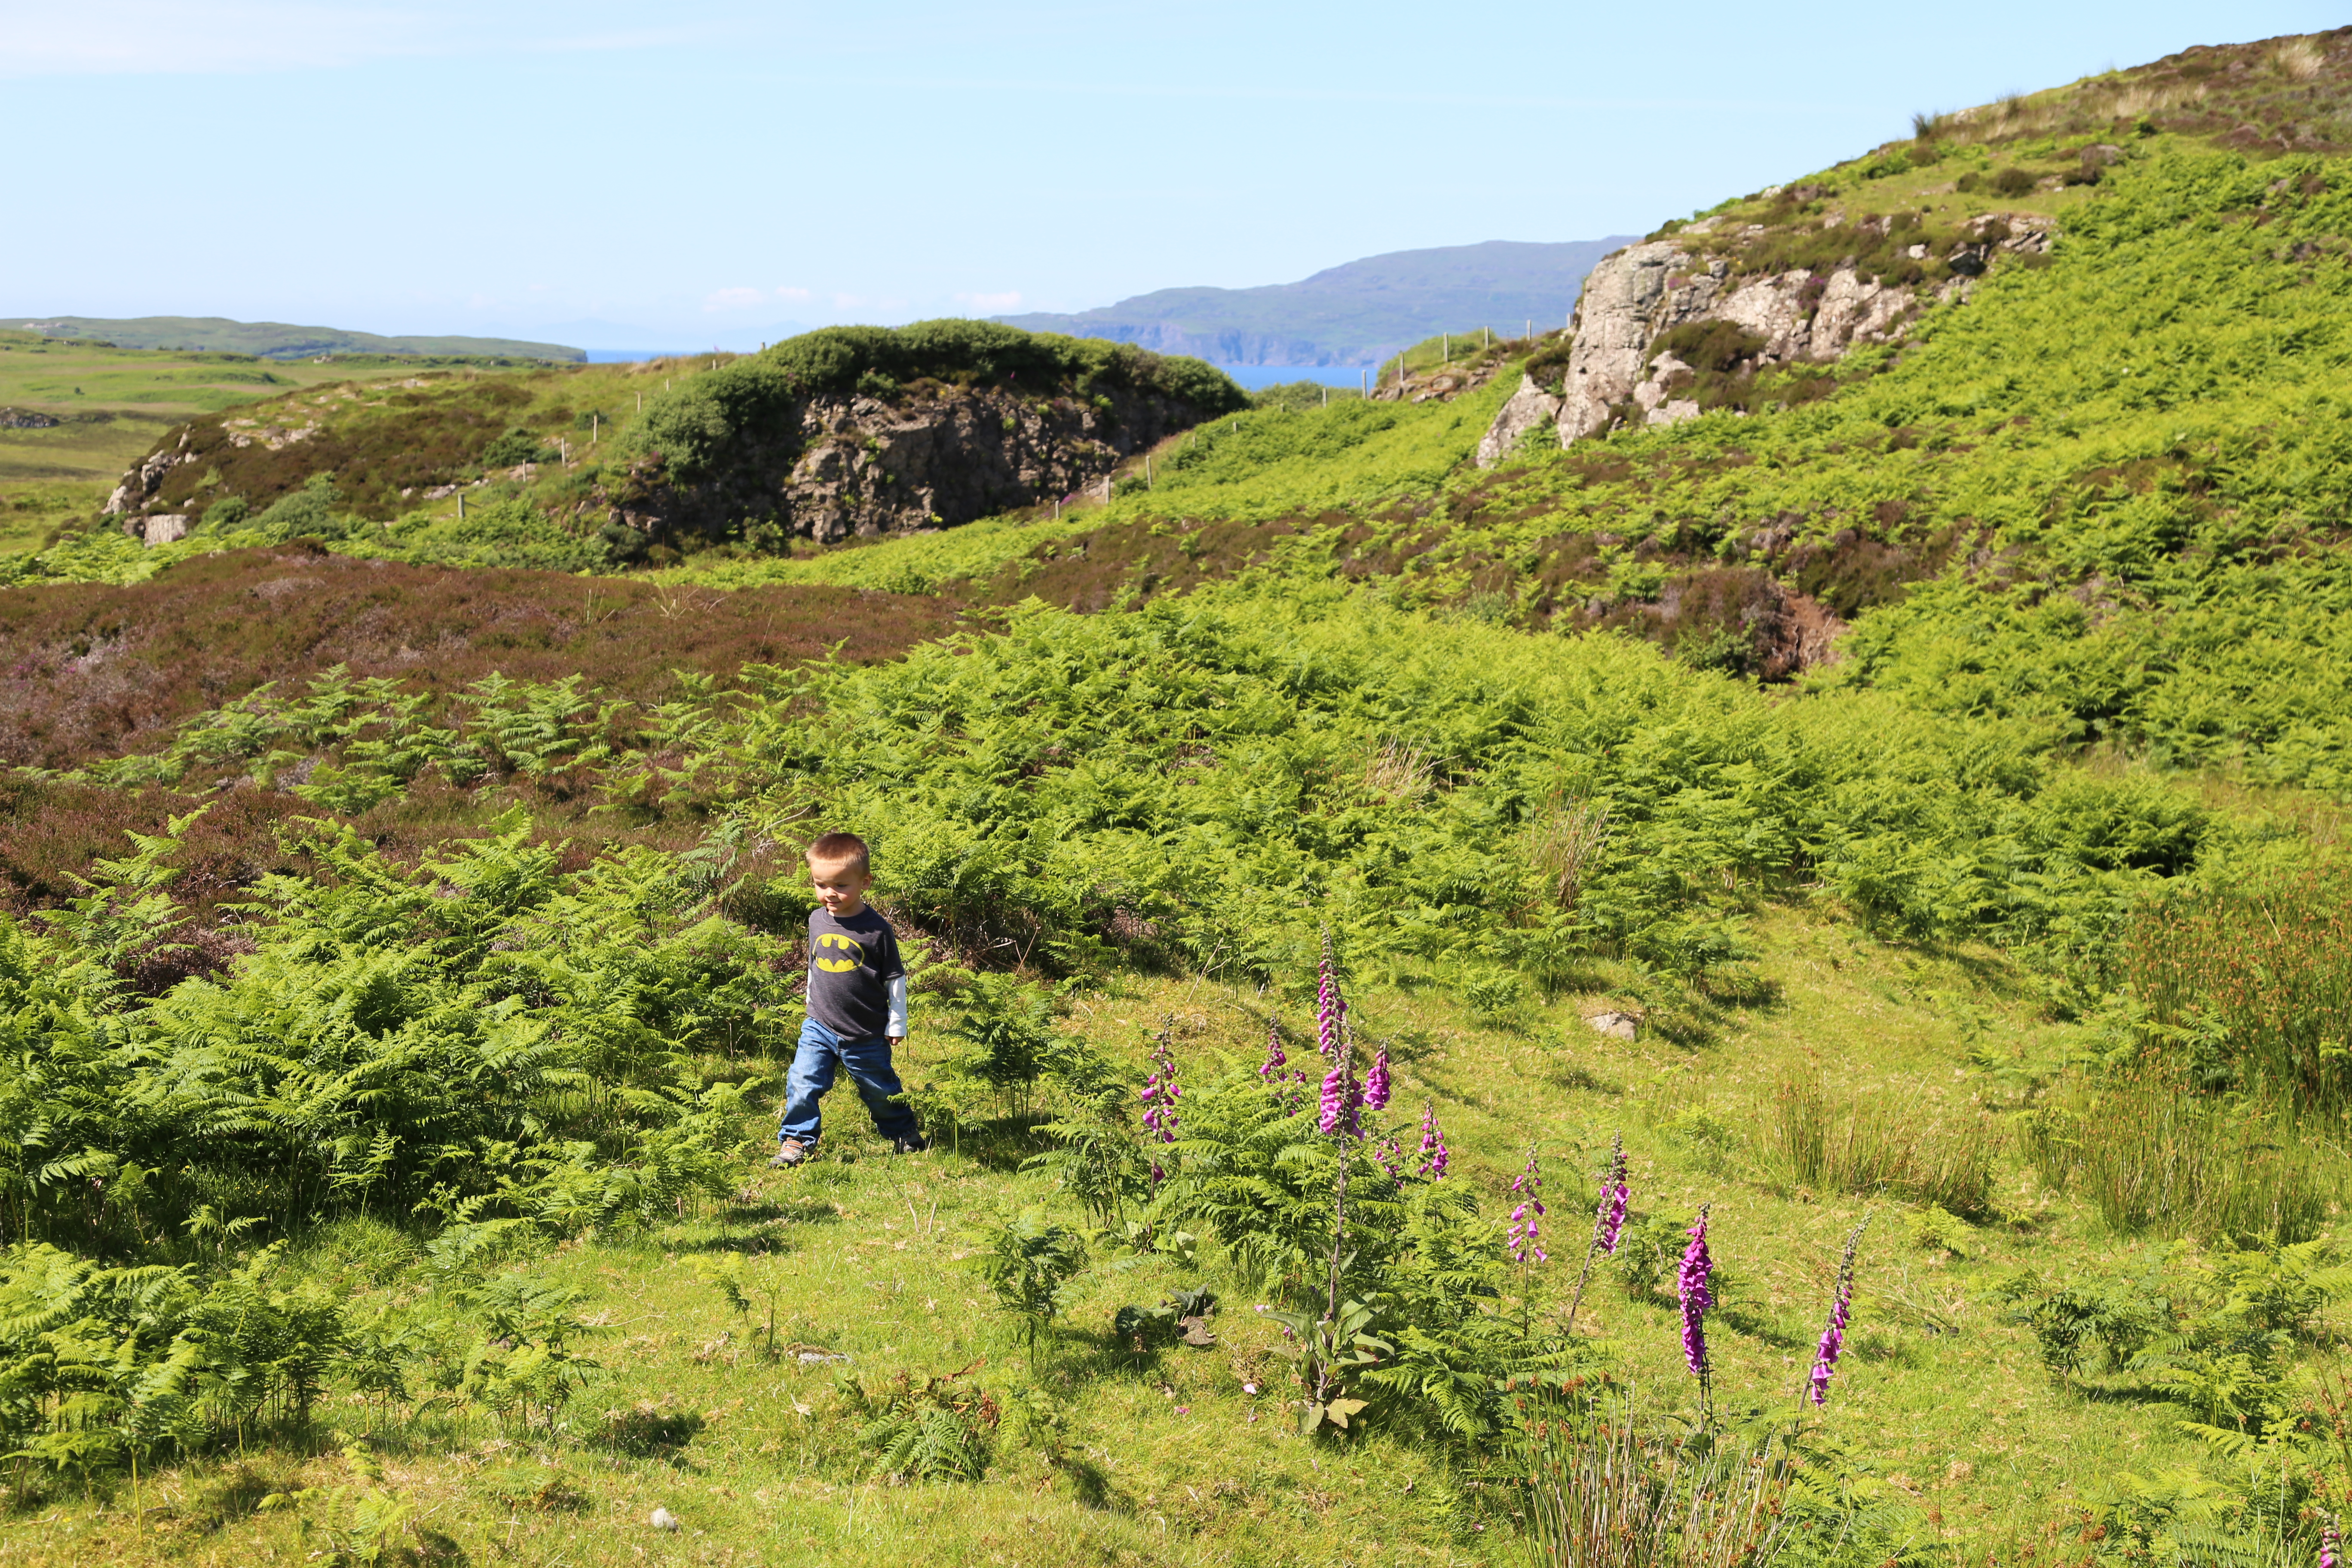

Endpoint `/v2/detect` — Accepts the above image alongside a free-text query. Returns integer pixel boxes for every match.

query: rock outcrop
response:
[105,429,194,516]
[0,408,60,430]
[1480,211,2055,464]
[1473,374,1564,466]
[615,381,1217,548]
[1556,242,1685,442]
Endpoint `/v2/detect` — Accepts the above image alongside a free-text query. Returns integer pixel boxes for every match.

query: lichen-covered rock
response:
[1713,270,1816,359]
[120,513,191,546]
[1473,374,1563,468]
[104,429,193,517]
[1810,270,1909,355]
[1556,242,1687,441]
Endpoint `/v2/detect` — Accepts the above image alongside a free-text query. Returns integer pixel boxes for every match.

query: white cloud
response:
[703,287,768,312]
[775,286,814,302]
[954,291,1022,312]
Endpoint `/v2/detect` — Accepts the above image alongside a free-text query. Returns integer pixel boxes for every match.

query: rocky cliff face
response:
[614,381,1214,548]
[1480,210,2053,465]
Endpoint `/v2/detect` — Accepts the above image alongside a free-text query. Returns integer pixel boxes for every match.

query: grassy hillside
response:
[15,315,583,361]
[0,328,600,556]
[8,29,2352,1568]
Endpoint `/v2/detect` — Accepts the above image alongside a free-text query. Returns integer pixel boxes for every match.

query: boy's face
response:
[808,855,872,916]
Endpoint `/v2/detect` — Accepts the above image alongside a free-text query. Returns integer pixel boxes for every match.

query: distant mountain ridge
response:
[12,315,584,363]
[995,239,1637,366]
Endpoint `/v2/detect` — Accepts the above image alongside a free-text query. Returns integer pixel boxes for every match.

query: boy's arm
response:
[885,973,908,1041]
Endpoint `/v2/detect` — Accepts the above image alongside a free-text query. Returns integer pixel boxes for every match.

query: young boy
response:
[773,831,926,1167]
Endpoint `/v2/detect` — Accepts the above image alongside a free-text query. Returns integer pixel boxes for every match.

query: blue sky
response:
[0,1,2339,348]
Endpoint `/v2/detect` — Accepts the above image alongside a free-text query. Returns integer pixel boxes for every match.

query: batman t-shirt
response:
[805,906,905,1038]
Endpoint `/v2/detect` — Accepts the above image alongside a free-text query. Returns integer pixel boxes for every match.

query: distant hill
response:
[995,239,1636,366]
[11,315,585,363]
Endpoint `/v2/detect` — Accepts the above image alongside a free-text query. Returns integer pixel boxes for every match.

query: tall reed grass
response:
[1523,1396,1789,1568]
[2023,1069,2341,1243]
[1767,1076,2002,1218]
[2120,871,2352,1108]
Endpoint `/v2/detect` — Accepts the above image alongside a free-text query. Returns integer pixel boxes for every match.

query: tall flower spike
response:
[1506,1148,1548,1263]
[1417,1101,1450,1180]
[1140,1020,1180,1144]
[1340,1013,1364,1136]
[1597,1132,1629,1256]
[1807,1212,1871,1408]
[1259,1017,1287,1081]
[1315,930,1342,1061]
[2323,1517,2341,1568]
[1564,1131,1629,1335]
[1678,1205,1715,1382]
[1363,1042,1392,1113]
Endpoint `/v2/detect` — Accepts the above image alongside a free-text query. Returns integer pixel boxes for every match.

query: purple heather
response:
[1506,1148,1548,1263]
[1808,1213,1871,1408]
[1678,1206,1715,1381]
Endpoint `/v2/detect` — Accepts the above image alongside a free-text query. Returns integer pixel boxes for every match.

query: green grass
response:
[8,909,2268,1568]
[0,328,537,548]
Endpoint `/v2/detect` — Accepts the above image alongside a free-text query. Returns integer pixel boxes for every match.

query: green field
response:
[0,327,612,554]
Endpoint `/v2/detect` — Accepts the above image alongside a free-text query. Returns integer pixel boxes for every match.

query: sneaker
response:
[769,1139,812,1168]
[891,1133,929,1155]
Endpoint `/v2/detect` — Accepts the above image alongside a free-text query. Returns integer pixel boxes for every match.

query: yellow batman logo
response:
[815,931,863,973]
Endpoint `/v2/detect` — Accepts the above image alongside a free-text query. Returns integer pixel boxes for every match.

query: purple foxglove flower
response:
[1141,1023,1180,1143]
[1317,1061,1350,1135]
[1259,1018,1287,1081]
[1808,1213,1871,1407]
[1371,1135,1403,1184]
[2324,1519,2341,1568]
[1678,1206,1714,1381]
[1364,1044,1391,1112]
[1417,1101,1449,1180]
[1316,931,1342,1060]
[1506,1148,1548,1263]
[1594,1132,1629,1256]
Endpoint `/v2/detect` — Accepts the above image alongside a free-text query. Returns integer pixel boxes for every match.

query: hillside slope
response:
[996,238,1633,365]
[15,314,584,361]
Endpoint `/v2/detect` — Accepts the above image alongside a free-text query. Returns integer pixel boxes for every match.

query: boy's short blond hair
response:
[807,831,871,873]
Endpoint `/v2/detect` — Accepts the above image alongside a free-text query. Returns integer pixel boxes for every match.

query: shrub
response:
[201,494,250,530]
[480,427,558,468]
[1991,165,2038,195]
[249,474,343,541]
[630,321,1245,477]
[974,1213,1087,1368]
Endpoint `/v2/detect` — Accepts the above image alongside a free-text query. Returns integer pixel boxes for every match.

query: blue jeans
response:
[778,1016,917,1146]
